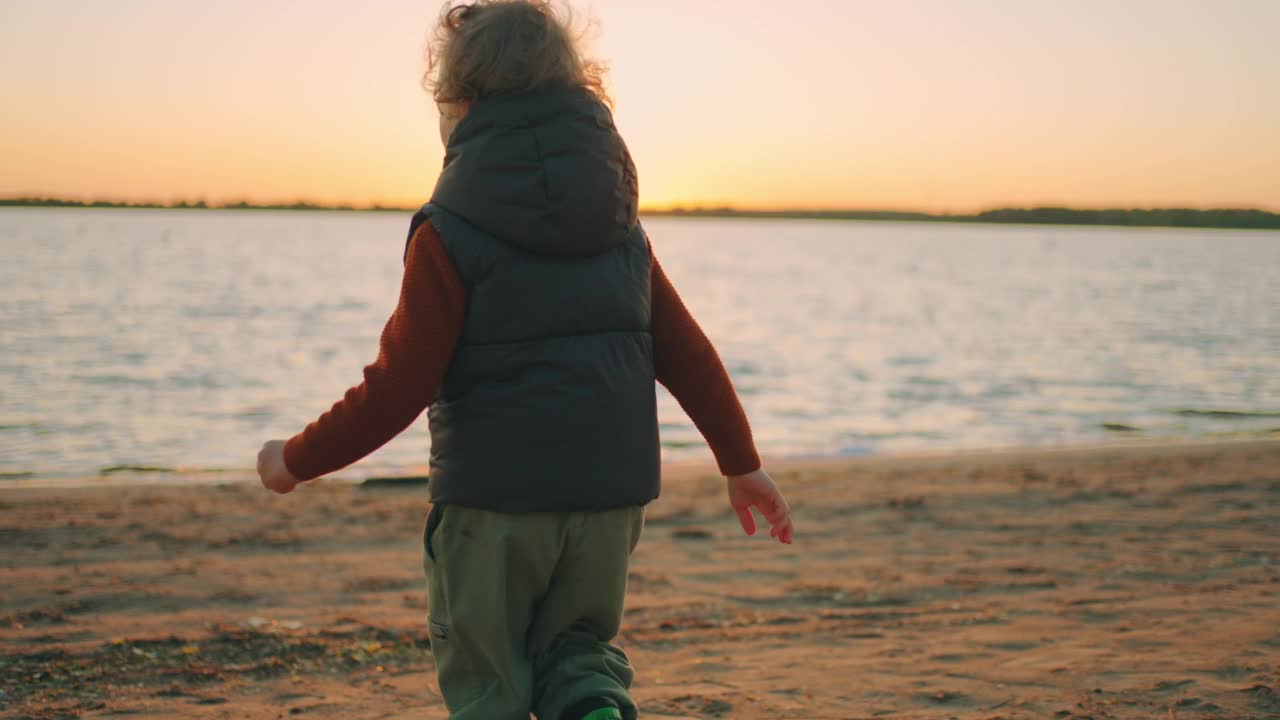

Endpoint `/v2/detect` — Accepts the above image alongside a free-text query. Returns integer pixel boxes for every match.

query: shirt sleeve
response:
[283,222,466,481]
[649,246,762,476]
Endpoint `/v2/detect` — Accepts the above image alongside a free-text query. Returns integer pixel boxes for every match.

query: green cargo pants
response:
[422,503,645,720]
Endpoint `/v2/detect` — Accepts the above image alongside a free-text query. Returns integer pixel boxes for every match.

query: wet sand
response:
[3,439,1279,719]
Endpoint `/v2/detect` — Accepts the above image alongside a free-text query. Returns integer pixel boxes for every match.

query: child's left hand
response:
[257,440,300,494]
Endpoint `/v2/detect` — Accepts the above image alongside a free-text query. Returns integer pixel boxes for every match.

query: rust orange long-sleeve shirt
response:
[283,222,761,483]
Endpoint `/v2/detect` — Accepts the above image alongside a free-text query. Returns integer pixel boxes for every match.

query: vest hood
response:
[429,85,639,258]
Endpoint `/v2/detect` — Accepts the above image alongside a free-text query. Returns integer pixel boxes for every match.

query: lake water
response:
[2,208,1278,482]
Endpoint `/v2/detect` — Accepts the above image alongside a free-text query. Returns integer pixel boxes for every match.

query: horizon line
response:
[2,195,1278,216]
[4,197,1279,231]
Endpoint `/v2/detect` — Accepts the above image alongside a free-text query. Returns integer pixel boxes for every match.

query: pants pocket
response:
[424,503,445,561]
[423,506,484,710]
[424,503,451,650]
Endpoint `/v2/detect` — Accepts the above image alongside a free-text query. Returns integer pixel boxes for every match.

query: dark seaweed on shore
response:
[0,622,431,713]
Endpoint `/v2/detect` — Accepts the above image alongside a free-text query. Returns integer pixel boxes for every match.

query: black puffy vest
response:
[407,86,660,512]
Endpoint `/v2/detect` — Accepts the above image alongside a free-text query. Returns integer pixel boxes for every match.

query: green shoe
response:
[580,710,624,720]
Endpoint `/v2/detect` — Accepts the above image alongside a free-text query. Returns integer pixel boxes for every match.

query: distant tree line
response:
[3,196,1277,230]
[967,207,1280,230]
[0,197,410,212]
[648,206,1280,230]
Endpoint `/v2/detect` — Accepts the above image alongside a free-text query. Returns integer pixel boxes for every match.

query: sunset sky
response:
[2,0,1278,212]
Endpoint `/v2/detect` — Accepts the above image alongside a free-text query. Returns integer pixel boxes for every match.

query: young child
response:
[255,2,794,718]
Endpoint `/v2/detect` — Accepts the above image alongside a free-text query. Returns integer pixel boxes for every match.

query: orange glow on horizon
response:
[1,1,1278,213]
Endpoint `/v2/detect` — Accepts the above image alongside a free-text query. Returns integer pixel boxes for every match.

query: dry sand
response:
[2,439,1278,719]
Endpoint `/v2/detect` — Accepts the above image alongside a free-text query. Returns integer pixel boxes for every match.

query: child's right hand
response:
[727,468,794,544]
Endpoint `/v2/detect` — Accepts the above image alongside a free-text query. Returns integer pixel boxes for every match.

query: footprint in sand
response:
[670,527,714,540]
[1151,679,1195,692]
[928,652,995,663]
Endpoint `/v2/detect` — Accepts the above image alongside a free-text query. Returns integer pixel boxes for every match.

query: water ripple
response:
[2,208,1279,479]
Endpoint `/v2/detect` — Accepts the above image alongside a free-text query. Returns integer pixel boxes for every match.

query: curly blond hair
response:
[424,1,610,107]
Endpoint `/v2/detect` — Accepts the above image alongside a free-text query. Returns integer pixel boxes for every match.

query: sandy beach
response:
[3,438,1278,719]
